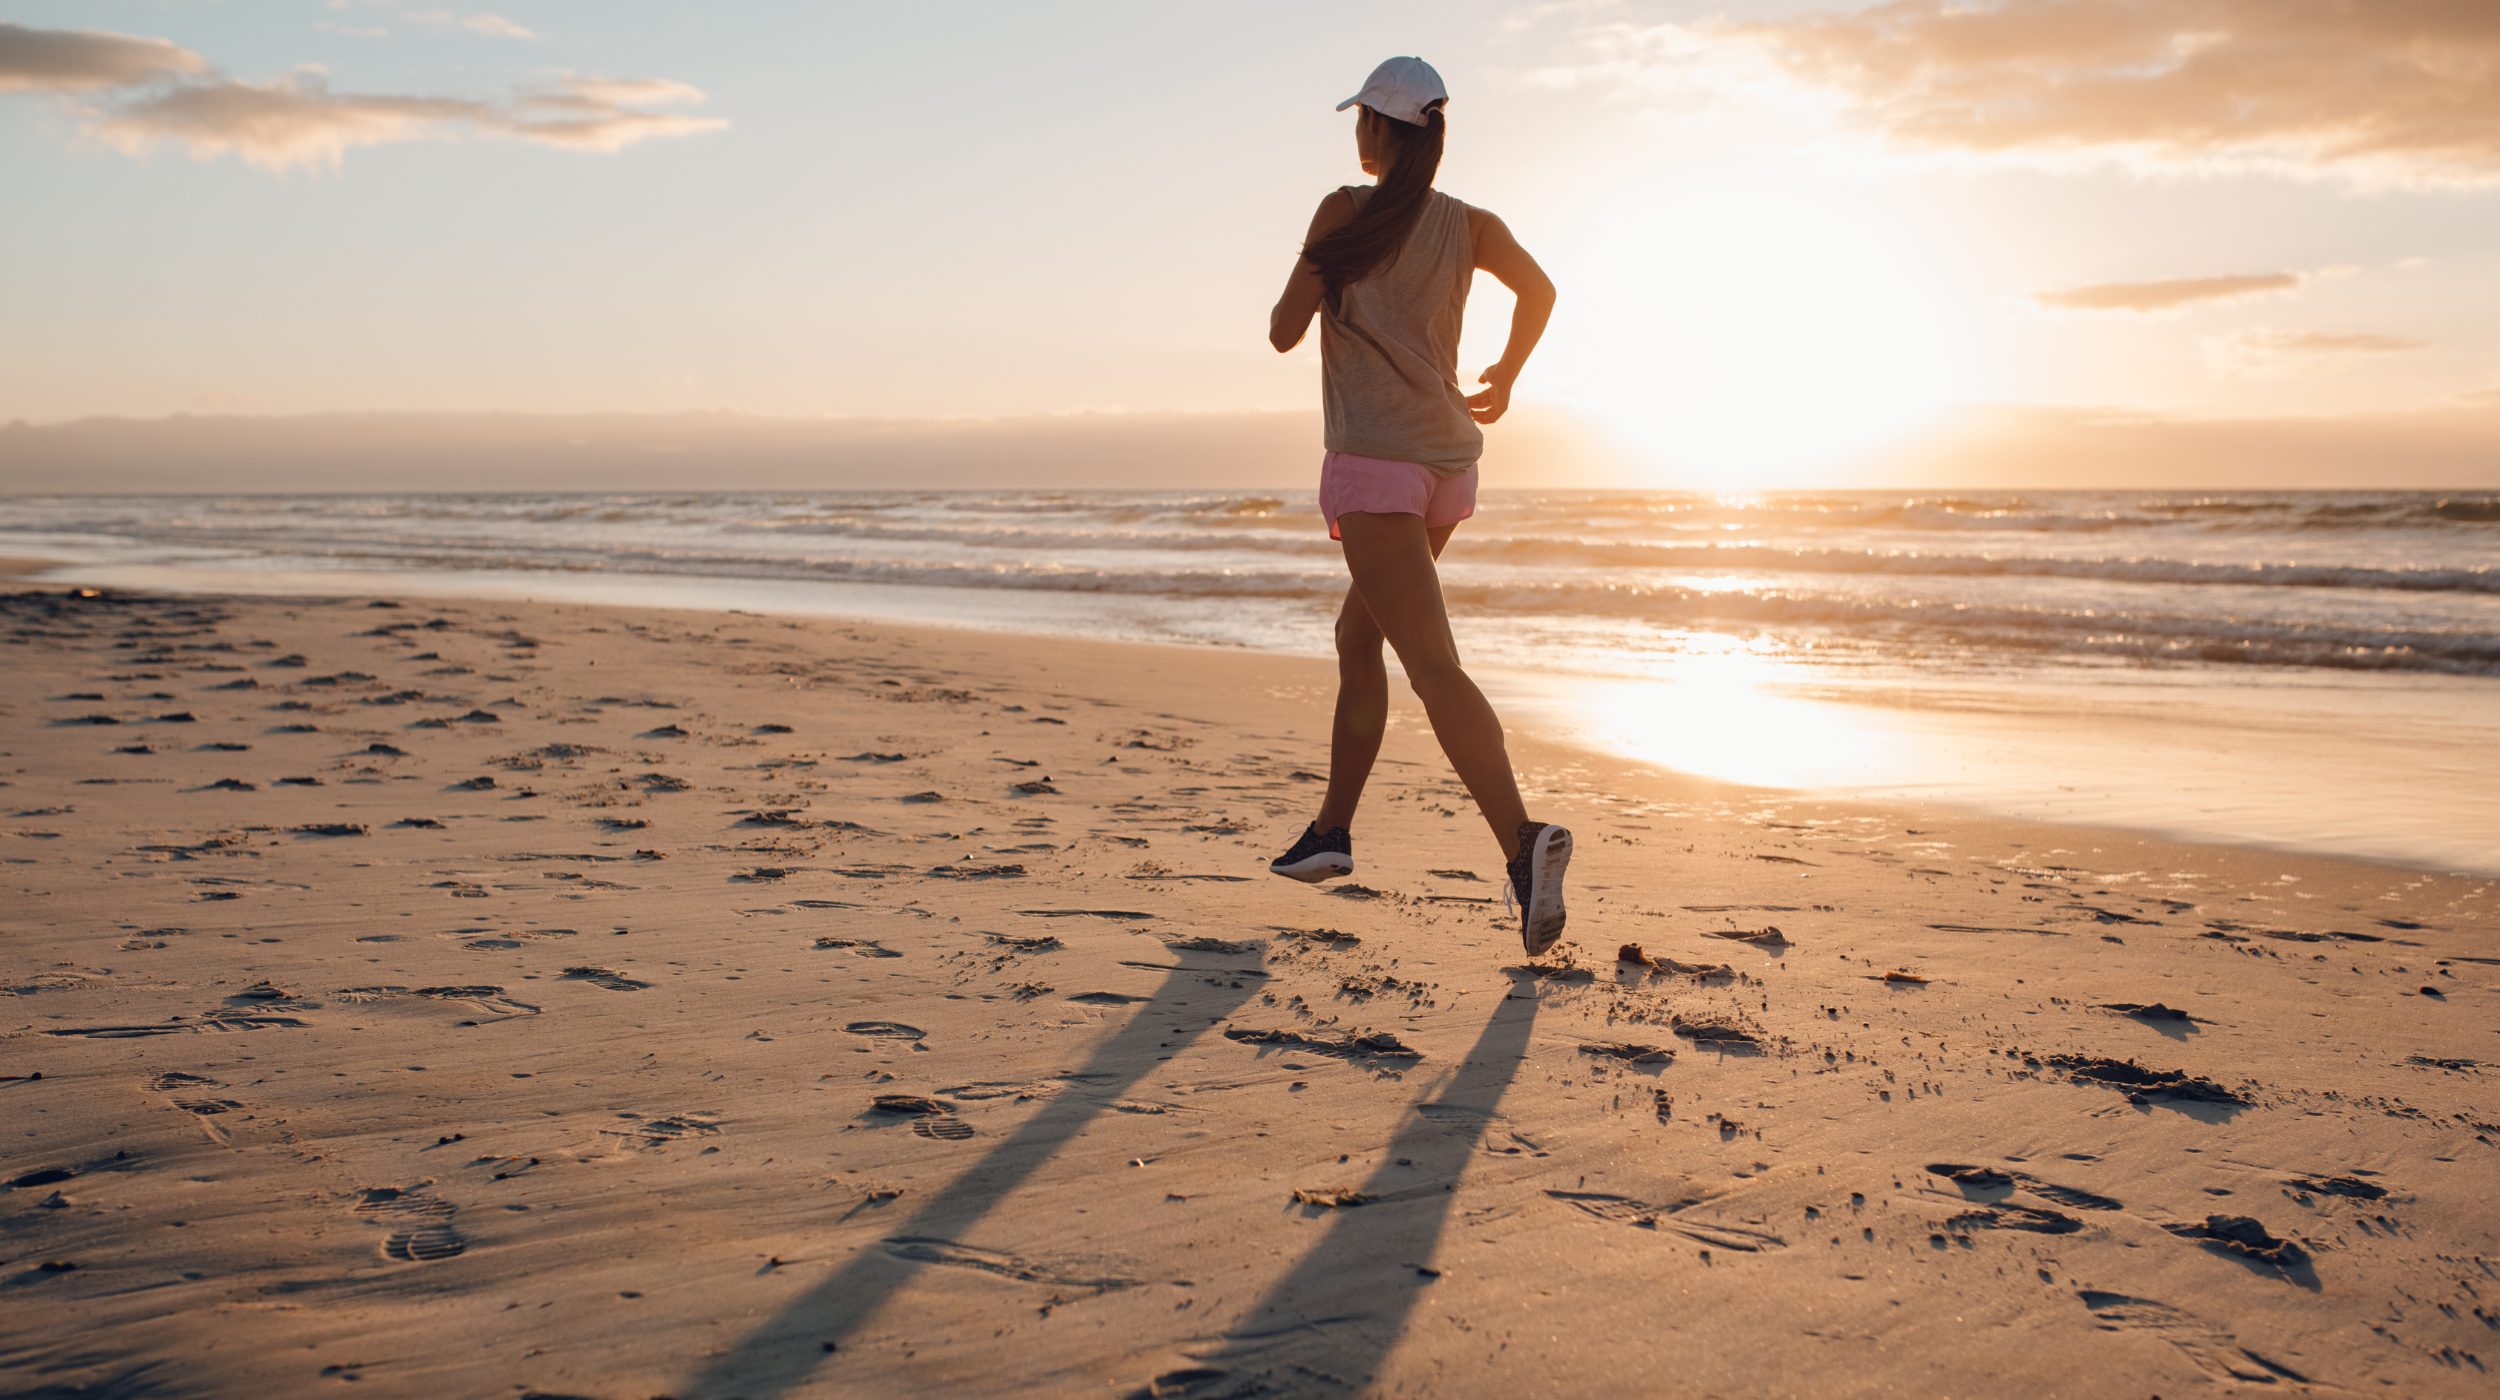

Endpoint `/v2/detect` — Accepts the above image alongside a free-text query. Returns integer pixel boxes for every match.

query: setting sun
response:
[1520,172,1981,486]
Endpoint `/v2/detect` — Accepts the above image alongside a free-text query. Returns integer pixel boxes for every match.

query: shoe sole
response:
[1520,825,1572,956]
[1270,854,1353,883]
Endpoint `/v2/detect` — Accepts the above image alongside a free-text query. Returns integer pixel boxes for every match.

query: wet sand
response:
[0,557,71,584]
[2,585,2493,1398]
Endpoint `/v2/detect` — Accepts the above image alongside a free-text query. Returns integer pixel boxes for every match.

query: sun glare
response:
[1490,651,1933,792]
[1520,174,1979,488]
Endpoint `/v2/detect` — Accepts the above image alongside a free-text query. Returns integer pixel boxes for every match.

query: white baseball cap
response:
[1335,56,1448,128]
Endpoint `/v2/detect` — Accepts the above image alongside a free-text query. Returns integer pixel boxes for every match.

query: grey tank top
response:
[1319,187,1483,478]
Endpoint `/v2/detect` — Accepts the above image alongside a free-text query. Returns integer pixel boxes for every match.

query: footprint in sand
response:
[150,1072,243,1141]
[845,1020,927,1040]
[334,985,542,1017]
[45,1015,306,1039]
[2018,1180,2125,1212]
[2283,1173,2388,1201]
[598,1113,723,1150]
[812,938,903,958]
[559,967,651,991]
[150,1071,223,1093]
[1939,1203,2083,1236]
[1544,1191,1789,1253]
[354,1186,467,1262]
[882,1236,1137,1289]
[2078,1292,2313,1384]
[937,1081,1064,1102]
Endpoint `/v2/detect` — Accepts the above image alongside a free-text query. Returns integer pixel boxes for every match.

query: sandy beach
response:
[3,582,2494,1400]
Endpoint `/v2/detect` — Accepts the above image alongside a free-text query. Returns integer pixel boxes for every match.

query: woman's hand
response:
[1464,209,1554,426]
[1466,362,1517,424]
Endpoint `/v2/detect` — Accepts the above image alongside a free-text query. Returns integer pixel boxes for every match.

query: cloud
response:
[2204,328,2429,377]
[88,72,727,169]
[2032,271,2301,314]
[404,12,537,41]
[1735,0,2500,185]
[0,21,207,92]
[0,22,726,172]
[501,77,725,153]
[545,77,706,109]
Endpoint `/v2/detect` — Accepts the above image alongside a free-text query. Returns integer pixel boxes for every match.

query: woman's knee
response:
[1399,652,1469,698]
[1334,615,1385,662]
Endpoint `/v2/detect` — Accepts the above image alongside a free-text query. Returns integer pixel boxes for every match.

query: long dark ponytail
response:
[1303,105,1445,304]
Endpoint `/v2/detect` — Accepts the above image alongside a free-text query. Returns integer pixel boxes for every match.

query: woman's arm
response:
[1269,190,1358,353]
[1464,208,1556,425]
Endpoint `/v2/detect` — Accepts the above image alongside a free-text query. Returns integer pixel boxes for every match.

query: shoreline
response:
[7,551,2495,879]
[3,581,2494,1398]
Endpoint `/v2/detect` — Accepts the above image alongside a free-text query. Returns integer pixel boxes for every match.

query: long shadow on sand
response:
[675,962,1267,1400]
[1143,978,1545,1397]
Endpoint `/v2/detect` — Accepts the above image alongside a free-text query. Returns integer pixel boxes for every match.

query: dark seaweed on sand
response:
[1670,1017,1759,1046]
[1702,926,1788,946]
[1580,1042,1675,1064]
[813,938,902,958]
[2163,1215,2309,1267]
[1291,1188,1376,1208]
[1614,944,1734,977]
[1926,1163,2014,1189]
[1944,1204,2082,1235]
[1224,1027,1419,1060]
[2101,1002,2193,1021]
[1166,936,1256,955]
[2044,1054,2250,1104]
[2284,1174,2388,1200]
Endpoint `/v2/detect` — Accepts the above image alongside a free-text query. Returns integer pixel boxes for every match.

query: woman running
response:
[1263,56,1571,957]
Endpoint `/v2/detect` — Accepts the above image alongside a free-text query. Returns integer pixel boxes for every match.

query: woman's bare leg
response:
[1331,511,1530,860]
[1313,523,1456,834]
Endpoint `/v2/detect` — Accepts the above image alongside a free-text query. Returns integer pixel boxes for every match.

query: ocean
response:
[6,488,2495,873]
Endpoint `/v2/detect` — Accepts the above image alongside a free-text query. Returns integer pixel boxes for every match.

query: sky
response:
[3,0,2497,488]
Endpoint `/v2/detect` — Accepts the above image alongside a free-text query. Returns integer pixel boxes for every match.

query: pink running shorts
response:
[1317,451,1479,541]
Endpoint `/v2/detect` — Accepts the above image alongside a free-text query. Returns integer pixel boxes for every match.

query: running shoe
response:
[1505,820,1573,956]
[1268,822,1353,882]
